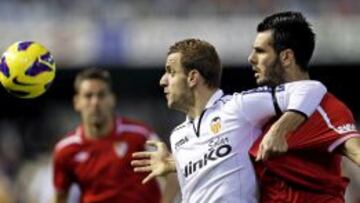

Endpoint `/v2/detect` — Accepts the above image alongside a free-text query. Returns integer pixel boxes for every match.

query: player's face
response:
[74,79,115,126]
[248,30,285,86]
[160,52,193,112]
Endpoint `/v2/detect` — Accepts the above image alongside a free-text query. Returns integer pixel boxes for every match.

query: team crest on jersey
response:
[210,116,222,134]
[74,151,89,163]
[114,142,128,158]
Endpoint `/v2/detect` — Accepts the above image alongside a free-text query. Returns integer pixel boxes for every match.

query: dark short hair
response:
[257,11,315,71]
[74,68,113,94]
[168,38,222,88]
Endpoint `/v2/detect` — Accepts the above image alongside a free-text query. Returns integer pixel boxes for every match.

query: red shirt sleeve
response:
[53,148,73,192]
[286,93,359,152]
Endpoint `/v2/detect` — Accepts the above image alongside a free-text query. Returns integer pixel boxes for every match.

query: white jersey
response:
[170,81,326,203]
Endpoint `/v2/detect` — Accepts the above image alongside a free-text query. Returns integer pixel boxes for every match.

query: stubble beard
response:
[168,91,194,114]
[260,57,285,87]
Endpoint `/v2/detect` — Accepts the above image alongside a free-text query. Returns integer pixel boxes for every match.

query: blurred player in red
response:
[248,11,360,203]
[53,69,178,203]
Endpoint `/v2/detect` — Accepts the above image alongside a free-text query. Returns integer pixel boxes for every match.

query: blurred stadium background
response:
[0,0,359,202]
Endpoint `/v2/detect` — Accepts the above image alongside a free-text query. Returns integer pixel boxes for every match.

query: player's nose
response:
[159,73,168,87]
[248,51,256,65]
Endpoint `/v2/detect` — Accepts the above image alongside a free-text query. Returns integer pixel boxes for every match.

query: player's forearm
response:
[256,111,307,160]
[351,154,360,167]
[161,173,179,203]
[269,111,306,138]
[345,151,360,166]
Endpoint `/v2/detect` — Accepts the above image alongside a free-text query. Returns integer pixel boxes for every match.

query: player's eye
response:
[84,93,94,99]
[254,47,265,53]
[97,91,107,99]
[169,69,176,76]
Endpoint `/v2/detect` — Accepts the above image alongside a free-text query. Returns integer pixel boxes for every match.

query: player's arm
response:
[131,140,177,184]
[341,137,360,166]
[143,133,179,203]
[255,111,305,160]
[239,81,326,160]
[52,148,73,203]
[257,81,328,160]
[161,173,180,203]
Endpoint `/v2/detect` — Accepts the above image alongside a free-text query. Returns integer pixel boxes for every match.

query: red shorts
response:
[260,175,344,203]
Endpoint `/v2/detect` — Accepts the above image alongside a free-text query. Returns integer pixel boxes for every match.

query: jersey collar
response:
[185,89,224,122]
[205,89,224,109]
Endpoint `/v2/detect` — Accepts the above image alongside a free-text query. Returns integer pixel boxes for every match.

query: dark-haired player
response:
[248,11,360,203]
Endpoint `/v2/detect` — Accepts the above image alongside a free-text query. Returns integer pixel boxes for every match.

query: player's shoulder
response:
[235,85,285,100]
[240,86,274,95]
[286,80,323,86]
[229,86,278,105]
[240,80,324,95]
[214,94,232,105]
[283,80,325,91]
[54,129,82,153]
[115,116,154,139]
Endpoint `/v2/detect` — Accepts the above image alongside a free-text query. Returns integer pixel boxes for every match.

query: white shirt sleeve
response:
[236,80,327,127]
[276,80,327,117]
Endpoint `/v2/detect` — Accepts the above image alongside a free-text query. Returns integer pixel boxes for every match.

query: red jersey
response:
[249,93,360,202]
[53,117,161,203]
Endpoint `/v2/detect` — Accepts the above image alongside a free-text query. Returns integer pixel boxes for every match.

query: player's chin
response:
[167,100,174,109]
[168,100,181,111]
[256,78,267,86]
[165,96,172,106]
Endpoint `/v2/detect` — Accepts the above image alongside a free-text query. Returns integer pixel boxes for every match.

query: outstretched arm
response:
[131,140,177,184]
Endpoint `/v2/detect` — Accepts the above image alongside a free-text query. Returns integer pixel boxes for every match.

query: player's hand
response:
[256,131,288,161]
[131,140,176,184]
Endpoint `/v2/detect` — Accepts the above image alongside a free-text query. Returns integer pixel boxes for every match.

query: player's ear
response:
[279,48,295,67]
[110,93,116,108]
[187,69,200,88]
[73,95,81,112]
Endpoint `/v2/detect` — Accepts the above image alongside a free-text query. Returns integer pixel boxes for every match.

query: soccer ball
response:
[0,41,56,98]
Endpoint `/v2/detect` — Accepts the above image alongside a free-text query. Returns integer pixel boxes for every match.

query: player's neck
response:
[284,67,310,82]
[83,119,114,140]
[187,87,217,120]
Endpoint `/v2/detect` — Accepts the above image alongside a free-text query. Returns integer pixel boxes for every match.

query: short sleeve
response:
[278,80,327,118]
[285,93,360,152]
[236,80,326,127]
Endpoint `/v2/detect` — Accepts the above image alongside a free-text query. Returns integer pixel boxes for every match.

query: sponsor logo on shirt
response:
[175,136,189,150]
[335,123,357,134]
[210,116,222,134]
[242,85,285,95]
[208,136,229,151]
[114,142,128,158]
[74,151,89,163]
[183,136,231,178]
